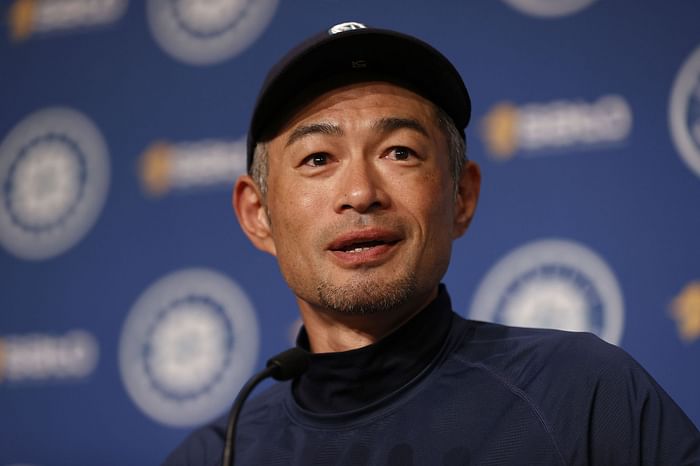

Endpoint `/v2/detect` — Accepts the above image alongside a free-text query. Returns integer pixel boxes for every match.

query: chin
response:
[315,272,418,315]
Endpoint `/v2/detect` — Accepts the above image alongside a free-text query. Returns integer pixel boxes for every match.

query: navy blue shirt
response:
[164,287,700,465]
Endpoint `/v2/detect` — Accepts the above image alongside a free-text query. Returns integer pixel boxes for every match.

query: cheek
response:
[274,171,326,207]
[269,182,327,249]
[297,188,322,211]
[421,193,457,253]
[411,174,453,222]
[276,185,324,226]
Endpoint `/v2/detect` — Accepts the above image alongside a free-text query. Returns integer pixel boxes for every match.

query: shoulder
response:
[454,317,628,377]
[450,317,652,418]
[160,415,227,466]
[449,318,700,463]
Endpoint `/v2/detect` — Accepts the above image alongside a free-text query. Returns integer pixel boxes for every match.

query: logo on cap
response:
[669,44,700,179]
[329,21,366,35]
[0,107,110,260]
[119,268,259,427]
[469,239,624,345]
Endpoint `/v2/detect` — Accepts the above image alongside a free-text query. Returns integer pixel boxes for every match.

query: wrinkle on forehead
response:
[285,122,344,148]
[278,81,437,136]
[284,116,431,150]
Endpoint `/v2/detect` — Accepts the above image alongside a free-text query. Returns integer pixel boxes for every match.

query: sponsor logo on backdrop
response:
[0,107,110,260]
[669,44,700,179]
[469,239,624,345]
[138,138,246,197]
[501,0,597,18]
[669,281,700,343]
[480,94,632,161]
[0,330,98,383]
[119,268,259,427]
[8,0,128,41]
[147,0,278,65]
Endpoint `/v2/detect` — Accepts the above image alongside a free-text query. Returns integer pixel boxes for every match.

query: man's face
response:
[244,82,477,316]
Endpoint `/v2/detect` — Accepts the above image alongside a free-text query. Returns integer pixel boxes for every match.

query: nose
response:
[333,157,389,214]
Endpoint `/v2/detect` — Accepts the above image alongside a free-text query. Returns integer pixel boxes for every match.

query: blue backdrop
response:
[1,1,699,465]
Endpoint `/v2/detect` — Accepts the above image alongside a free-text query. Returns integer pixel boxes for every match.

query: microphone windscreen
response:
[266,347,310,381]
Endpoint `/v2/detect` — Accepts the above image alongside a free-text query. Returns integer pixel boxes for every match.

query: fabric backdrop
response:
[1,1,699,464]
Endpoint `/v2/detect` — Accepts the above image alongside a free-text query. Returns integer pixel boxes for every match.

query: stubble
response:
[316,272,418,315]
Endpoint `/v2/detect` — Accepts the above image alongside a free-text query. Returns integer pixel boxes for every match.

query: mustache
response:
[317,214,405,245]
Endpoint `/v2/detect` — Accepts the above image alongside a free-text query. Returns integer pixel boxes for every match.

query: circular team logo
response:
[469,239,624,345]
[669,44,700,179]
[0,107,110,260]
[147,0,279,66]
[119,268,260,427]
[501,0,597,17]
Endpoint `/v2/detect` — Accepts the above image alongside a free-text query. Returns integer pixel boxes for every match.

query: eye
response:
[302,153,330,167]
[387,146,415,161]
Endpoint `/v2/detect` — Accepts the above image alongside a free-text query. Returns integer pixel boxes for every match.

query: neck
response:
[297,286,439,353]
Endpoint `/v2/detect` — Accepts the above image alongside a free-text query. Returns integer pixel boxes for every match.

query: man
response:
[164,22,700,465]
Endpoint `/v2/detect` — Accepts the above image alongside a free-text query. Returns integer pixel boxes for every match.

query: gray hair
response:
[249,104,466,199]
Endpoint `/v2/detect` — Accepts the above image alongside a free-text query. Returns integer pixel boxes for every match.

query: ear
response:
[233,175,277,256]
[452,161,481,238]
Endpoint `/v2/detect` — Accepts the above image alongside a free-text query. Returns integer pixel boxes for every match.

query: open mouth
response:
[334,239,398,253]
[327,230,403,264]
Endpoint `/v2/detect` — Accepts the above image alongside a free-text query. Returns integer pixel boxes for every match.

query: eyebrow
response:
[285,122,343,147]
[371,117,429,137]
[284,117,429,148]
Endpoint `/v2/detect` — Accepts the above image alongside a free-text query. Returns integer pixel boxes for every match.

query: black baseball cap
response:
[246,21,471,171]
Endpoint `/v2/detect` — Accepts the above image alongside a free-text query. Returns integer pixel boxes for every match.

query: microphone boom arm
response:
[221,347,309,466]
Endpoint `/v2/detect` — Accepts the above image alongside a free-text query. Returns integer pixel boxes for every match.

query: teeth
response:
[337,240,389,253]
[348,246,372,253]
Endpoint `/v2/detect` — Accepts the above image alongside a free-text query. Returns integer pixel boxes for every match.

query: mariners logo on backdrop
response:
[8,0,128,41]
[147,0,278,65]
[501,0,597,18]
[119,268,259,427]
[0,107,110,260]
[480,94,632,161]
[138,138,246,197]
[669,44,700,179]
[469,239,624,345]
[669,281,700,343]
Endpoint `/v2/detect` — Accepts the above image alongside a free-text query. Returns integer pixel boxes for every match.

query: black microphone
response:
[221,347,310,466]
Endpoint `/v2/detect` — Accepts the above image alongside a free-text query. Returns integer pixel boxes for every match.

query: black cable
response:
[221,347,309,466]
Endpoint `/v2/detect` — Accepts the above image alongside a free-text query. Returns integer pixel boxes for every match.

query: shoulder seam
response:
[452,354,568,466]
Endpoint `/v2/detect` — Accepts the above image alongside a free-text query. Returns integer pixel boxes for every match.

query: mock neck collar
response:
[292,285,454,414]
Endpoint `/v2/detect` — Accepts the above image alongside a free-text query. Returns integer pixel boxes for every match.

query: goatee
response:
[316,273,417,315]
